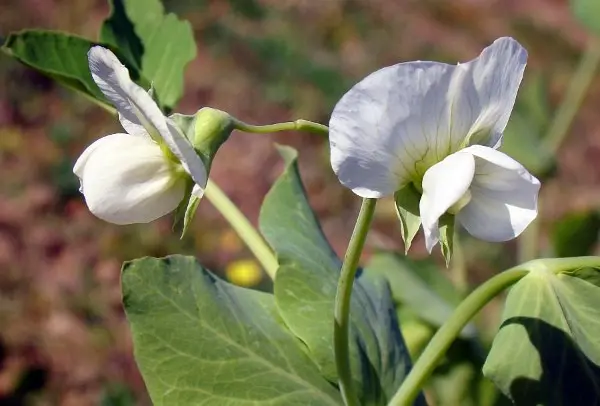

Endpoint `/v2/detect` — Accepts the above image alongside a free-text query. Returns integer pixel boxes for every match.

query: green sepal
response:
[394,184,422,254]
[171,178,197,238]
[170,108,235,237]
[170,107,235,171]
[439,214,455,266]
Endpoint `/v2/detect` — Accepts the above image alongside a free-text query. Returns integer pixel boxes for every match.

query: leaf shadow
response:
[502,316,600,406]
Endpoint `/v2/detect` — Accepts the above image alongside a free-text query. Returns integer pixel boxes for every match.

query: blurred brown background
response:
[1,0,600,404]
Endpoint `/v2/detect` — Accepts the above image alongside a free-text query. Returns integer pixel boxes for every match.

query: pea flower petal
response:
[329,37,527,198]
[420,145,540,252]
[87,47,147,137]
[74,134,186,224]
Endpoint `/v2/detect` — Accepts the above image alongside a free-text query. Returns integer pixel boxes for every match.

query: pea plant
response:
[3,0,600,405]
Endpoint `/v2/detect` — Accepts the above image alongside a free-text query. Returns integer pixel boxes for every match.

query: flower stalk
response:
[334,198,377,406]
[203,180,278,279]
[233,118,329,137]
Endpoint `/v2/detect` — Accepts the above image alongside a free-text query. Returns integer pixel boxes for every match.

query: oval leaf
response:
[122,255,342,406]
[2,31,108,107]
[483,269,600,405]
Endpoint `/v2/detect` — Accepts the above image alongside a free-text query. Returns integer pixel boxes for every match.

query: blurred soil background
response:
[1,0,600,404]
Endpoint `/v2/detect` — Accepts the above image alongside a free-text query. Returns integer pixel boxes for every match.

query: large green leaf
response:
[2,30,109,108]
[572,0,600,36]
[259,146,418,405]
[122,255,342,406]
[100,0,196,109]
[483,270,600,405]
[365,253,476,339]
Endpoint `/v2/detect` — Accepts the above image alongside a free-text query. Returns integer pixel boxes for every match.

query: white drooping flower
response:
[329,37,540,252]
[74,46,207,225]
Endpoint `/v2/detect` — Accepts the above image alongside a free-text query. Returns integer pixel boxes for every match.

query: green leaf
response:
[439,214,455,266]
[552,211,600,257]
[2,30,110,109]
[259,145,418,405]
[572,0,600,36]
[394,184,422,254]
[122,255,342,406]
[365,253,476,338]
[483,270,600,405]
[100,0,196,109]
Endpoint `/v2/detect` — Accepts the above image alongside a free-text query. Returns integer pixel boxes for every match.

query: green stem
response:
[334,198,377,406]
[543,38,600,154]
[387,256,600,406]
[203,180,278,279]
[233,118,329,136]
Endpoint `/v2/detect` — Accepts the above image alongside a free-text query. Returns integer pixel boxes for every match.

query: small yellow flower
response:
[226,259,263,287]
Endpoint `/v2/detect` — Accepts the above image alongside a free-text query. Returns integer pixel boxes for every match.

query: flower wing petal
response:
[457,145,540,241]
[87,46,148,136]
[75,133,185,224]
[420,151,475,252]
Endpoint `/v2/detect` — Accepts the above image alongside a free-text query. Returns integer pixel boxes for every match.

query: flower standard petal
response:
[164,118,209,193]
[420,152,476,252]
[76,133,186,225]
[87,46,147,137]
[329,61,456,197]
[456,145,540,241]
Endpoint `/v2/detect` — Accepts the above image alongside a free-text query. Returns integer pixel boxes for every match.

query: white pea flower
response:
[73,46,207,225]
[329,37,540,252]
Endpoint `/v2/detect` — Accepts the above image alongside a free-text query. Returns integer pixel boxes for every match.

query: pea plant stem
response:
[333,198,377,406]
